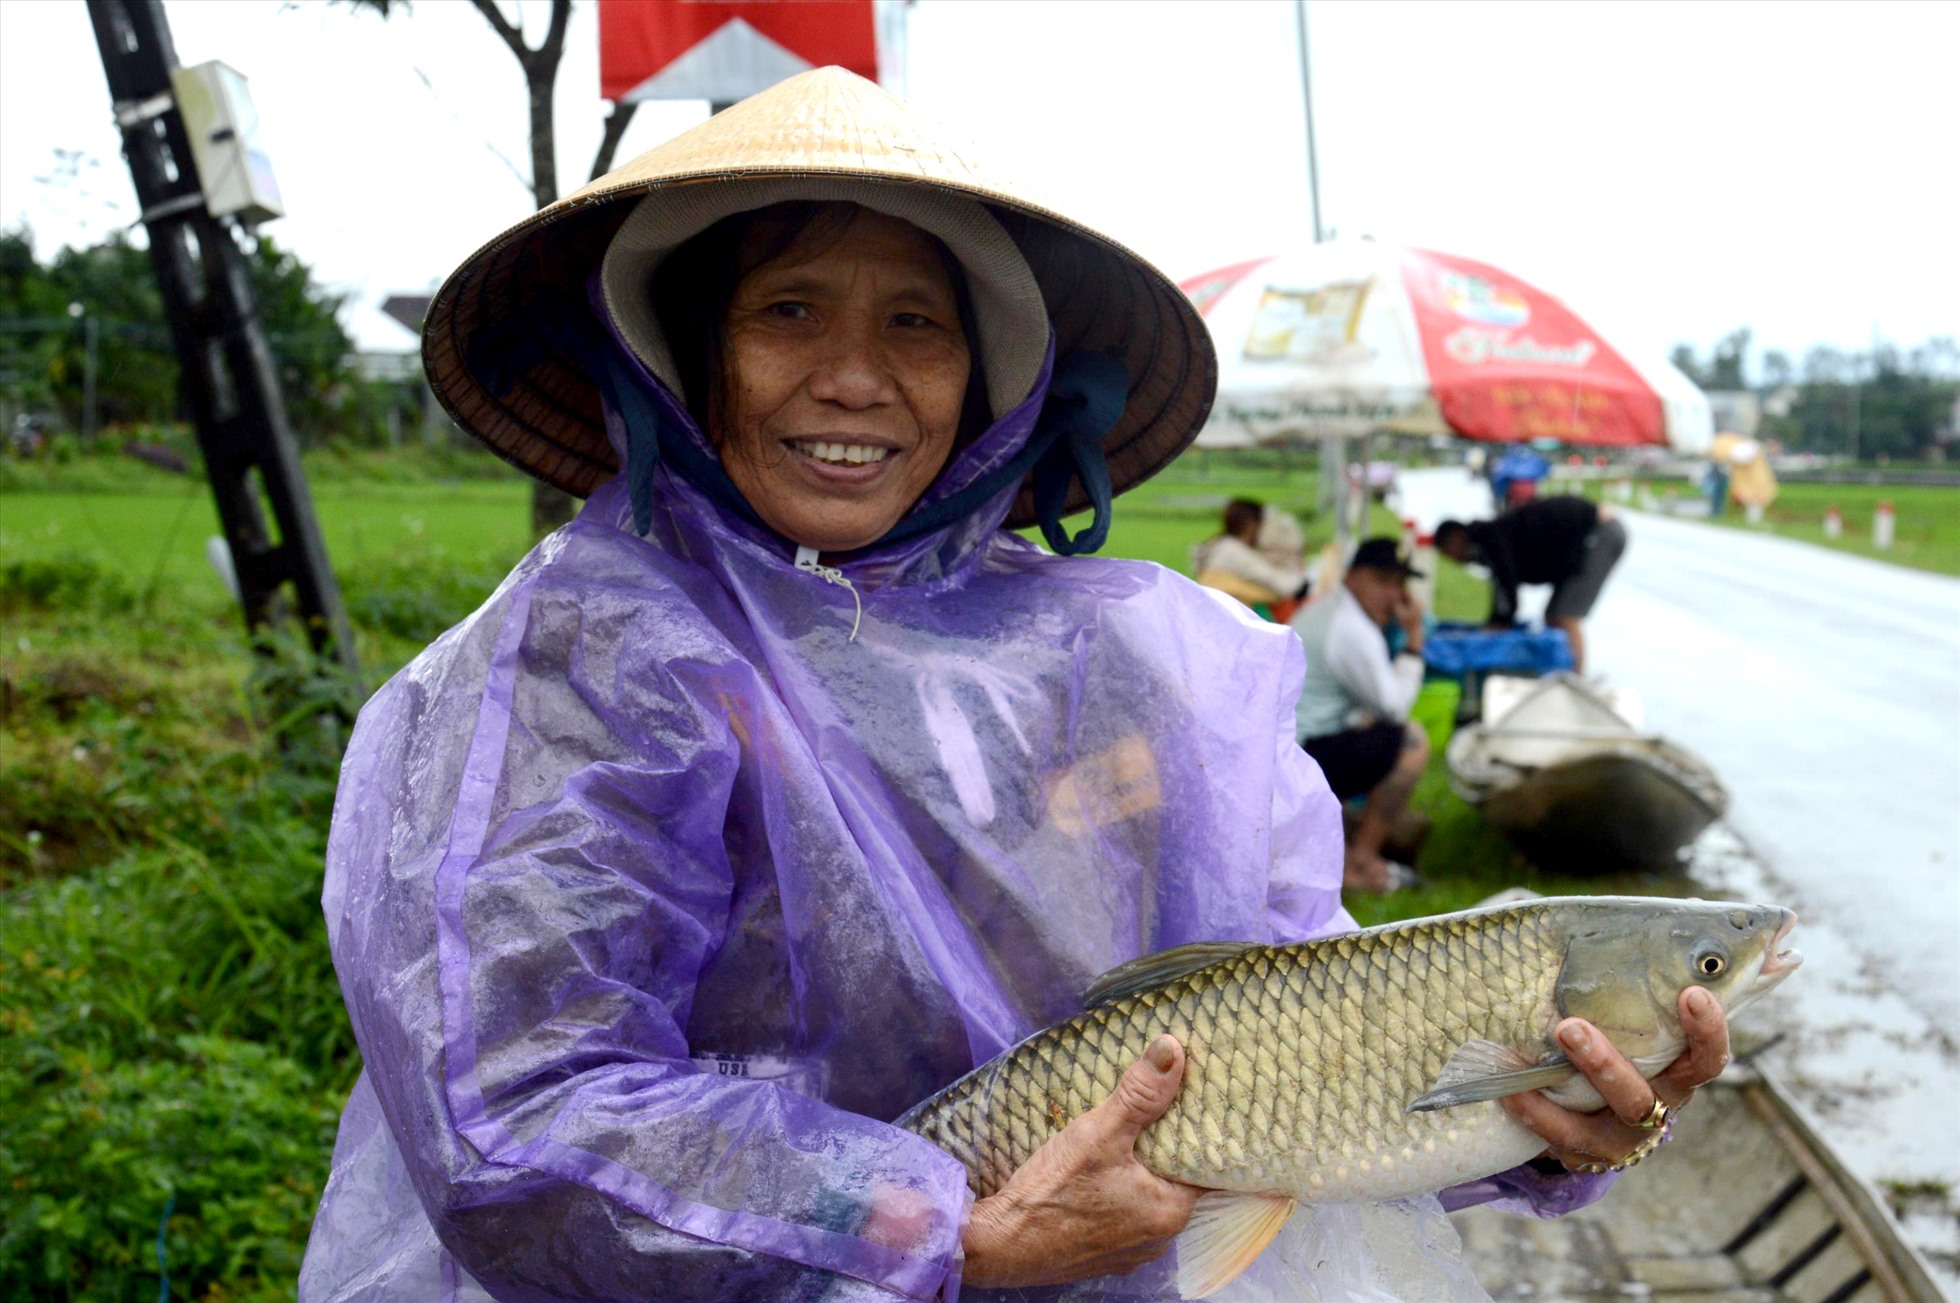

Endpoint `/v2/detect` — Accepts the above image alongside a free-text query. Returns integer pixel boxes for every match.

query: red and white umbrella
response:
[1181,241,1711,454]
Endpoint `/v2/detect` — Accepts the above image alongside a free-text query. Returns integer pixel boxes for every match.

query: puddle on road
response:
[1684,823,1960,1290]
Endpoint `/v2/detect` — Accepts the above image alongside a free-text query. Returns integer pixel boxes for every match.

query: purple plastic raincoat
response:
[300,341,1601,1302]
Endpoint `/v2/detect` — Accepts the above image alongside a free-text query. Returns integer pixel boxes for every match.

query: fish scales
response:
[903,907,1569,1204]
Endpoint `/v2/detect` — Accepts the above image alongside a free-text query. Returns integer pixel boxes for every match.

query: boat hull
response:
[1453,1069,1945,1302]
[1478,749,1725,870]
[1446,674,1728,871]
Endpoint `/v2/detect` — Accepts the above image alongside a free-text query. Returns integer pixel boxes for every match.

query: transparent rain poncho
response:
[300,335,1602,1303]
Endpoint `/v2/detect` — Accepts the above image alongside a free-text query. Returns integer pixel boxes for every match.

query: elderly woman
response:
[300,71,1730,1302]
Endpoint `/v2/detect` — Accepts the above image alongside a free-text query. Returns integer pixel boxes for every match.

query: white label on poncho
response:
[691,1052,827,1097]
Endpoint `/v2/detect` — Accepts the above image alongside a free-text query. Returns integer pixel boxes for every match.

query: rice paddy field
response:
[4,444,1949,1296]
[1557,473,1960,577]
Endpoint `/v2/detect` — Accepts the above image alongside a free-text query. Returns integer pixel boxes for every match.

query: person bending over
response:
[1289,538,1430,894]
[1435,495,1627,674]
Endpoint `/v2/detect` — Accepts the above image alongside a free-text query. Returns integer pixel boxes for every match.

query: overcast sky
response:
[2,0,1954,372]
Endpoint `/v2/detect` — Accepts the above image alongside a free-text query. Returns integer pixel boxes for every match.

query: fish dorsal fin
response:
[1175,1190,1297,1299]
[1407,1039,1575,1113]
[1083,941,1259,1009]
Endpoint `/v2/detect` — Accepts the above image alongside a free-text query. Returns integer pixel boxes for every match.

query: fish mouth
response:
[1760,911,1802,977]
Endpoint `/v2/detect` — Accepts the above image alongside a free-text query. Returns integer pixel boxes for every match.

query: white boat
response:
[1446,674,1728,870]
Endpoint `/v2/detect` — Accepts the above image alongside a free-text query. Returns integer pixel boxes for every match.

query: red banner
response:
[600,1,877,103]
[1400,247,1662,446]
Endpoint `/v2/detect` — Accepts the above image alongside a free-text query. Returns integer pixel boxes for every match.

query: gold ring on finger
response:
[1632,1097,1669,1130]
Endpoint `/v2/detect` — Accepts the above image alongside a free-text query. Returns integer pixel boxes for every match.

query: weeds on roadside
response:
[1,556,139,616]
[339,544,511,646]
[0,544,496,1301]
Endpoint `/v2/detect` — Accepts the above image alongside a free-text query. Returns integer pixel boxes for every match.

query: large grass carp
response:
[898,896,1800,1297]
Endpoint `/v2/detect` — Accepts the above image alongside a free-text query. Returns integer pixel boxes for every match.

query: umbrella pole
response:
[1350,431,1373,544]
[1328,435,1351,555]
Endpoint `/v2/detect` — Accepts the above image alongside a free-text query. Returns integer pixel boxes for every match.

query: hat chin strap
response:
[1027,352,1124,556]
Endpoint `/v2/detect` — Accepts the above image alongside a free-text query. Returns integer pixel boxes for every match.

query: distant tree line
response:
[1672,327,1960,460]
[0,225,423,450]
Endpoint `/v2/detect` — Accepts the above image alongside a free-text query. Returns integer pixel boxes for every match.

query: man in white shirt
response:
[1288,538,1431,893]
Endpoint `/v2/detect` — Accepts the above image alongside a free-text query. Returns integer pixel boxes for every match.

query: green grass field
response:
[1554,473,1960,577]
[1,480,532,612]
[1697,480,1960,575]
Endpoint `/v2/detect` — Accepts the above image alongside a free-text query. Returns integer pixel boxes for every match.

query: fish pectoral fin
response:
[1173,1190,1296,1300]
[1082,941,1260,1008]
[1407,1040,1575,1113]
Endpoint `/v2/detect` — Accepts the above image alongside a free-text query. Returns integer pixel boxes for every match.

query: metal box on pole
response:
[168,60,285,226]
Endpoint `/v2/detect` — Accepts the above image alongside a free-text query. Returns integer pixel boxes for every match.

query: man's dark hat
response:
[1350,536,1426,580]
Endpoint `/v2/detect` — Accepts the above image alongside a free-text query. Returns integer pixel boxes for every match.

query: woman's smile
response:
[791,439,894,470]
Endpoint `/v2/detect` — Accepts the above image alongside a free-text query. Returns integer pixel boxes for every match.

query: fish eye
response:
[1698,954,1726,976]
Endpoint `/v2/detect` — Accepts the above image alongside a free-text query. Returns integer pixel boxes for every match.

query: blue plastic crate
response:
[1422,621,1574,679]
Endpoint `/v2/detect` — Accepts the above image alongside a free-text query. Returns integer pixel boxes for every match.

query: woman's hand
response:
[1503,987,1731,1171]
[961,1035,1204,1288]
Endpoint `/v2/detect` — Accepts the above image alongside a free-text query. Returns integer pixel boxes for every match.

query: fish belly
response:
[1218,1101,1549,1203]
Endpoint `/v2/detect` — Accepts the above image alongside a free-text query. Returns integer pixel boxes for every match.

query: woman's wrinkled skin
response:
[718,207,972,554]
[702,207,1736,1287]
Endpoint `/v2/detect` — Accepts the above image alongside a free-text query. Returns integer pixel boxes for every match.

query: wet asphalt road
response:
[1583,509,1960,1039]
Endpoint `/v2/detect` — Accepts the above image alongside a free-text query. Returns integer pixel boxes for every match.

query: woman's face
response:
[718,208,972,553]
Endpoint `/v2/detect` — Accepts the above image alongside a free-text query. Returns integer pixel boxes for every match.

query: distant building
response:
[351,350,420,384]
[381,295,432,338]
[344,292,452,444]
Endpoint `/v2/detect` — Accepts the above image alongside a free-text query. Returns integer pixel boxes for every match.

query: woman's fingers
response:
[1652,987,1730,1101]
[1501,1089,1643,1168]
[1503,993,1735,1172]
[1501,1087,1599,1157]
[961,1035,1203,1287]
[1503,1015,1666,1167]
[1089,1035,1186,1150]
[1553,1018,1663,1127]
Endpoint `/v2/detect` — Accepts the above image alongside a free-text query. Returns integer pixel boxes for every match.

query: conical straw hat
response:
[423,67,1215,527]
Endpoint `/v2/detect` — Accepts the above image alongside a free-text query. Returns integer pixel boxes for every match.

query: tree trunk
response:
[524,58,558,210]
[591,100,641,182]
[531,483,579,537]
[519,0,576,534]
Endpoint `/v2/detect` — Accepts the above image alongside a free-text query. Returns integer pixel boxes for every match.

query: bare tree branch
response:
[540,0,572,62]
[465,0,525,60]
[590,99,640,182]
